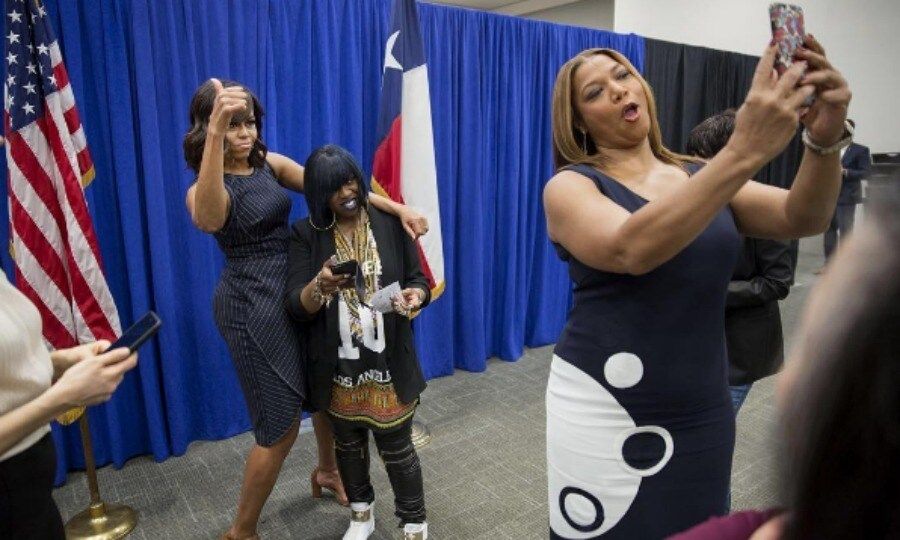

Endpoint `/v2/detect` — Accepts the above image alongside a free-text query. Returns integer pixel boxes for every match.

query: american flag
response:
[4,0,120,349]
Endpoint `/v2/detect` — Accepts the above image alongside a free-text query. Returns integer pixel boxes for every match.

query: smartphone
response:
[769,3,806,75]
[331,259,359,277]
[107,311,161,353]
[769,3,814,106]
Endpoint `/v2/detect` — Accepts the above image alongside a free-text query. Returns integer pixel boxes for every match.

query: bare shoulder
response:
[544,169,604,209]
[185,183,197,210]
[265,151,287,171]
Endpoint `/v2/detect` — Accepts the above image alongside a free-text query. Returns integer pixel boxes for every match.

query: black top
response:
[285,206,430,411]
[725,235,793,385]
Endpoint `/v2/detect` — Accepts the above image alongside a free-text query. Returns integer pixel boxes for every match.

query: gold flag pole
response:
[64,415,137,540]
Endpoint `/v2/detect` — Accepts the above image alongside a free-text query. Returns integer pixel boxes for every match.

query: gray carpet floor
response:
[52,237,827,539]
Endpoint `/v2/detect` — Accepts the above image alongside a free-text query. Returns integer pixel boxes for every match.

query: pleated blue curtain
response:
[0,0,643,482]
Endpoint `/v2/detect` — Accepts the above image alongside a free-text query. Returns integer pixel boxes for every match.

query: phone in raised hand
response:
[769,3,813,106]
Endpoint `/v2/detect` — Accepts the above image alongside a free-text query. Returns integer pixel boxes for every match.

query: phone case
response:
[769,3,806,75]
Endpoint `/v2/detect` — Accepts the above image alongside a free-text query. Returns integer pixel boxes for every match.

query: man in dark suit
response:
[824,119,871,260]
[686,110,793,414]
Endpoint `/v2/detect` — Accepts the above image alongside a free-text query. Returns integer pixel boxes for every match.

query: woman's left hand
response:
[796,34,852,145]
[399,208,429,240]
[393,288,425,314]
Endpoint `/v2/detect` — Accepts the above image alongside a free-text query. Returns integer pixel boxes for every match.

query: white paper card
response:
[370,281,402,313]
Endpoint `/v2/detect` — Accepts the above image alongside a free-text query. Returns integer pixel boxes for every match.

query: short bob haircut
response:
[303,145,368,230]
[183,79,268,173]
[685,109,737,159]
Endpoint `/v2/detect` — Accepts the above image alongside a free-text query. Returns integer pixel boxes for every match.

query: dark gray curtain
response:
[644,38,803,189]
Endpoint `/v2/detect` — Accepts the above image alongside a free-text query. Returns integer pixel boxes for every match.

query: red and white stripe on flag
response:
[372,0,445,300]
[5,2,120,349]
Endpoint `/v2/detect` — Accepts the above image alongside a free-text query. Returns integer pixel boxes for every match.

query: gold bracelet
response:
[311,274,333,307]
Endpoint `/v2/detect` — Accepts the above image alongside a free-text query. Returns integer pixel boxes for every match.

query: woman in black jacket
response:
[285,145,430,540]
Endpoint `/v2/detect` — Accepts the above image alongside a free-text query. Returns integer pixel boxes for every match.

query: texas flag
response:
[372,0,444,300]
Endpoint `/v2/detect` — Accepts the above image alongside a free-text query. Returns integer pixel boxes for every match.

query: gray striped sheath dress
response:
[212,164,305,446]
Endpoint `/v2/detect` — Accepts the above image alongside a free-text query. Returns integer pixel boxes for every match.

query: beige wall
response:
[522,0,615,30]
[614,0,900,153]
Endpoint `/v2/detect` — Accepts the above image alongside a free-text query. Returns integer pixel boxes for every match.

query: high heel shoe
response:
[310,466,349,506]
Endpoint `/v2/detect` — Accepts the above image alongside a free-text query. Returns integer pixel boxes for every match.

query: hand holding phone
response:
[330,259,359,290]
[331,259,359,278]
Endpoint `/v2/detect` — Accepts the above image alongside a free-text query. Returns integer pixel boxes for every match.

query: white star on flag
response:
[23,82,35,94]
[8,10,22,23]
[7,31,20,44]
[22,102,34,115]
[6,51,17,65]
[37,42,49,55]
[383,31,403,73]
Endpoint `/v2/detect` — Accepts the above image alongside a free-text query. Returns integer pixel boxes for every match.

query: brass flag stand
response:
[64,415,137,540]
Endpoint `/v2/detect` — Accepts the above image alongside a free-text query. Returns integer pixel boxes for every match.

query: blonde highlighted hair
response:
[551,48,698,171]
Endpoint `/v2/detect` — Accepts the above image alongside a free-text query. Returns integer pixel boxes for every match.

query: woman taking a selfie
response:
[543,35,851,538]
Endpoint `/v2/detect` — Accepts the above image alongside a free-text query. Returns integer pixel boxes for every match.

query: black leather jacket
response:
[724,235,793,386]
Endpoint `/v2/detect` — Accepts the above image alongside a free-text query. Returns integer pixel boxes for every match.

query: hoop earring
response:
[309,213,336,231]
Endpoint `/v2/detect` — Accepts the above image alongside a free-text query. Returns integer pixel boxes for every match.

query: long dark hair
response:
[183,79,268,173]
[303,145,368,230]
[782,188,900,538]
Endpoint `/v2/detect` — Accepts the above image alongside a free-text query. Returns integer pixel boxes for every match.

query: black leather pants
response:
[331,416,426,525]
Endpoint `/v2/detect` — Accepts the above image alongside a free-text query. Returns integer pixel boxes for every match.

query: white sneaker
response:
[342,502,375,540]
[402,522,428,539]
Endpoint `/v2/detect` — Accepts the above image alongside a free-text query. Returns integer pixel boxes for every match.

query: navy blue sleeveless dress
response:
[212,165,305,446]
[546,164,740,539]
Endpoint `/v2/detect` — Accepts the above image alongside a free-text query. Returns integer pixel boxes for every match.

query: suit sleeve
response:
[845,145,872,182]
[285,221,318,321]
[726,238,793,308]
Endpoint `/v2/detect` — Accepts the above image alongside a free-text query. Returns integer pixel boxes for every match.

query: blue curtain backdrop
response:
[0,0,643,483]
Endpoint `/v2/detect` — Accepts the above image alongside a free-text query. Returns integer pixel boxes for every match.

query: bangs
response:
[303,145,368,228]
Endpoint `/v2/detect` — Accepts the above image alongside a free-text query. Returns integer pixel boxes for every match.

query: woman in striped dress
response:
[183,79,428,540]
